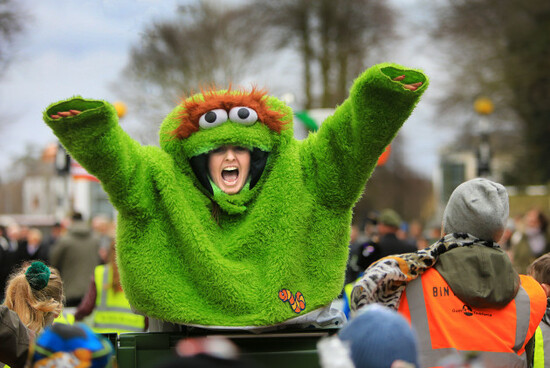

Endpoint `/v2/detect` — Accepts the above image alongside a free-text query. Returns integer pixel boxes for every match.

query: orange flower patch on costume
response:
[278,288,306,314]
[172,86,287,139]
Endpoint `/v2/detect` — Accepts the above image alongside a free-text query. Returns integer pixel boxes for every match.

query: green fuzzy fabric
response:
[25,261,51,290]
[43,63,428,326]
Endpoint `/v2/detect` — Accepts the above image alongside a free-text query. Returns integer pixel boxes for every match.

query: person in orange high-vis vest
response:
[398,268,545,367]
[350,179,547,368]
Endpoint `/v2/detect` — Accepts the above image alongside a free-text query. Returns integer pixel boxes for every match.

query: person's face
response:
[7,225,22,240]
[350,225,359,243]
[409,222,422,237]
[208,145,251,195]
[27,231,42,246]
[525,210,542,230]
[377,223,396,236]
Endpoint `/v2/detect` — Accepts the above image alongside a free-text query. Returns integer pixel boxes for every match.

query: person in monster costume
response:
[43,63,428,328]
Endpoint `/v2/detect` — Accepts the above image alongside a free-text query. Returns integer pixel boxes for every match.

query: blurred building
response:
[0,143,115,227]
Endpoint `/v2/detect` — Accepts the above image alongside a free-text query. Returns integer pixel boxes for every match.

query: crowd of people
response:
[0,214,113,304]
[345,203,550,287]
[1,179,550,367]
[0,212,147,367]
[342,178,550,367]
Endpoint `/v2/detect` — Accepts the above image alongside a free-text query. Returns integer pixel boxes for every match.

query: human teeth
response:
[222,166,239,183]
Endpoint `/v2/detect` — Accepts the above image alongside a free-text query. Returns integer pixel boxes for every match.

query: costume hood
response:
[158,89,294,214]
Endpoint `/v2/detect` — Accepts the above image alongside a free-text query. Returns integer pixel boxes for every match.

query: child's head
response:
[3,261,64,333]
[318,303,419,368]
[528,253,550,296]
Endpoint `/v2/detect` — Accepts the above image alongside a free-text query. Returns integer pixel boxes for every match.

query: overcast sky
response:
[0,0,455,178]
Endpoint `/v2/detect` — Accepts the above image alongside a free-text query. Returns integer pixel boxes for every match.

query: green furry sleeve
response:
[300,63,428,208]
[43,97,160,215]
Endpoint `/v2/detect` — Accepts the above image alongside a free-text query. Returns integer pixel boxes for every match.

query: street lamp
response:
[473,96,494,178]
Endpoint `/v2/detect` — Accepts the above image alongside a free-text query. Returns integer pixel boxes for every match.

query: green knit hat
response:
[379,209,402,228]
[25,261,51,290]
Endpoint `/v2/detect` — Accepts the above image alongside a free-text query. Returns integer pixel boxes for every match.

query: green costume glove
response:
[43,63,428,326]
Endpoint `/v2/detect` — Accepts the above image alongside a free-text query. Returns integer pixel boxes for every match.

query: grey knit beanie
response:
[443,178,509,241]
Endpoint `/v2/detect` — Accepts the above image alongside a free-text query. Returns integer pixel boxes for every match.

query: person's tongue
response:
[222,169,238,183]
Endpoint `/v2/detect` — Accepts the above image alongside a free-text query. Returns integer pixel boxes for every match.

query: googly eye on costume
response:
[199,109,228,128]
[229,107,258,126]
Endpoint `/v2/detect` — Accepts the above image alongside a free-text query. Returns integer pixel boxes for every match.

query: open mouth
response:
[189,148,269,195]
[221,167,239,184]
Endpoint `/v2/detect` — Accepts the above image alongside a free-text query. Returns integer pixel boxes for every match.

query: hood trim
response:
[189,148,269,196]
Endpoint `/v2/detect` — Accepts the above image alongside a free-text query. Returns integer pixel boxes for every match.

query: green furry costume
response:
[43,63,428,326]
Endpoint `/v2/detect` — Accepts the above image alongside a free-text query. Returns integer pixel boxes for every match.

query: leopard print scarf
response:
[350,233,500,314]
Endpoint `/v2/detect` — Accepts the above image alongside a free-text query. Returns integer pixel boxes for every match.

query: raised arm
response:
[44,97,160,214]
[299,63,428,208]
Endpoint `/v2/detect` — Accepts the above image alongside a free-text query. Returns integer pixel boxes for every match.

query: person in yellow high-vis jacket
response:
[75,242,146,333]
[53,310,75,325]
[528,253,550,368]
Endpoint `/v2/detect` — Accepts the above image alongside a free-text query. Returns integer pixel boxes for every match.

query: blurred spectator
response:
[5,223,23,253]
[50,212,101,307]
[317,303,419,368]
[1,223,25,302]
[29,323,113,368]
[362,212,379,244]
[351,178,546,367]
[43,222,65,249]
[345,214,378,286]
[405,219,428,250]
[75,241,146,333]
[15,228,49,264]
[18,226,29,246]
[0,226,8,251]
[512,208,550,274]
[356,208,416,271]
[424,221,443,245]
[527,254,550,366]
[92,215,114,264]
[342,209,417,319]
[0,305,31,368]
[1,226,10,302]
[344,222,365,285]
[3,261,64,335]
[499,218,517,252]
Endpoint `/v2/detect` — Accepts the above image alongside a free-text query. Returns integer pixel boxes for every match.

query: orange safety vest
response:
[398,268,546,368]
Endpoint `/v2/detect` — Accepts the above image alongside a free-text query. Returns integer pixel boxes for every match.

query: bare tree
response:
[113,1,267,144]
[0,0,25,77]
[431,0,550,184]
[250,0,395,108]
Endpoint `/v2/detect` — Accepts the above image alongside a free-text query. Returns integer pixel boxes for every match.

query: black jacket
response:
[357,233,417,272]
